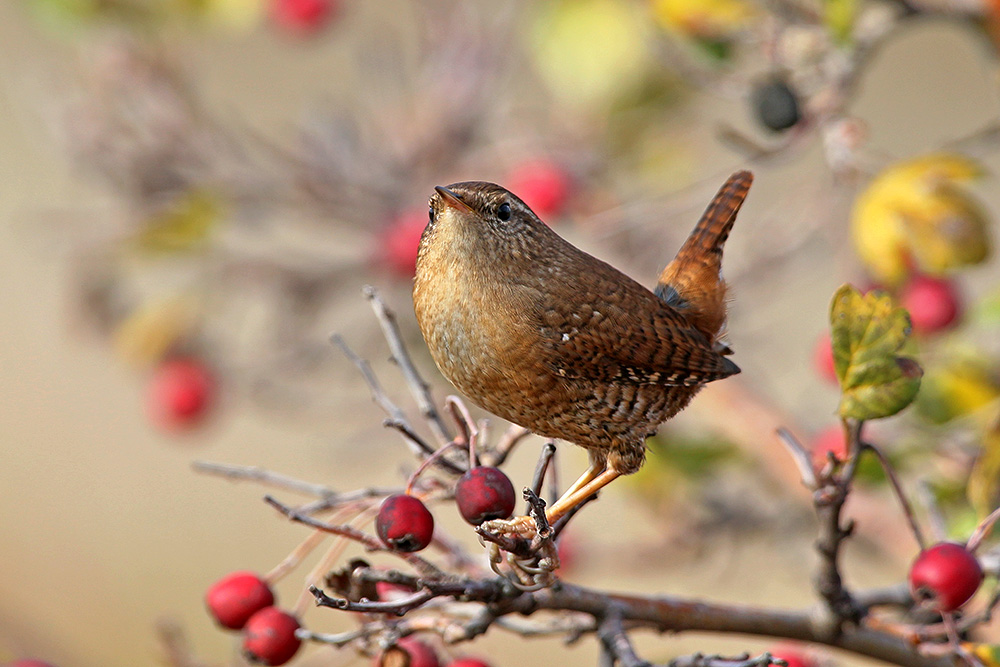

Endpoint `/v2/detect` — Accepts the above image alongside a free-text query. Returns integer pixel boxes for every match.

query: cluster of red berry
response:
[205,572,301,665]
[376,465,516,552]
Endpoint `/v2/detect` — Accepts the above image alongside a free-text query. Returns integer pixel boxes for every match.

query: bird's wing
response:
[527,261,740,387]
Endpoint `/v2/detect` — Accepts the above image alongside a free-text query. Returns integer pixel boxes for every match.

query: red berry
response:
[148,357,215,431]
[813,332,838,385]
[374,209,428,278]
[770,644,817,667]
[909,542,983,612]
[507,159,572,219]
[811,426,848,469]
[375,637,440,667]
[448,659,492,667]
[455,466,516,525]
[271,0,336,35]
[242,607,302,666]
[206,571,275,630]
[376,494,434,552]
[900,275,961,334]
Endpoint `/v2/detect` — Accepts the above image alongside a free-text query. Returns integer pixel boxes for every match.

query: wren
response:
[413,171,752,525]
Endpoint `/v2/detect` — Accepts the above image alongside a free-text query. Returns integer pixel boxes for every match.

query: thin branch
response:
[264,495,444,578]
[668,653,784,667]
[598,607,652,667]
[862,443,926,550]
[192,460,338,497]
[812,418,864,631]
[529,442,558,507]
[967,505,1000,553]
[776,428,818,490]
[332,333,409,427]
[364,285,452,445]
[485,425,532,468]
[311,585,435,615]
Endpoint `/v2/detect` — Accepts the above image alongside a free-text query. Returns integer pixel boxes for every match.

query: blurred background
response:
[2,0,1000,665]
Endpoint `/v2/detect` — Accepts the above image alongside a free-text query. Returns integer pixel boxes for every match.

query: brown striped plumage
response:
[413,171,752,523]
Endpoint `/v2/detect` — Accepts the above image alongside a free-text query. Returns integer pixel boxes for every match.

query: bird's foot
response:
[477,515,560,591]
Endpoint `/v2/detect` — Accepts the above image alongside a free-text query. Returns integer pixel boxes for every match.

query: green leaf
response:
[134,189,222,255]
[830,284,922,420]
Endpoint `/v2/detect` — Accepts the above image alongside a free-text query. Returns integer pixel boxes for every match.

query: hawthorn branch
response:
[364,285,452,446]
[264,495,445,578]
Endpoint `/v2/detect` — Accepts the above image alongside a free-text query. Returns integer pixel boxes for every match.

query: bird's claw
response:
[479,515,560,590]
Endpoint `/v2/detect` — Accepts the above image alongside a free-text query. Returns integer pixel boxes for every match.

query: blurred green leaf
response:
[830,284,922,420]
[134,189,223,254]
[823,0,856,43]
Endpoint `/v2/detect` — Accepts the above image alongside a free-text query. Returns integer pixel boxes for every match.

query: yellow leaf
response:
[830,285,922,420]
[915,348,1000,424]
[651,0,756,39]
[965,643,1000,667]
[114,296,199,369]
[969,421,1000,519]
[851,154,990,284]
[134,189,223,255]
[531,0,651,110]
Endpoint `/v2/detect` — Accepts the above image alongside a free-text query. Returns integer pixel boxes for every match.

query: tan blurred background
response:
[2,1,1000,665]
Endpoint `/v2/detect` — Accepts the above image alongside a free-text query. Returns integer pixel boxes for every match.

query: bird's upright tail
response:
[655,171,753,343]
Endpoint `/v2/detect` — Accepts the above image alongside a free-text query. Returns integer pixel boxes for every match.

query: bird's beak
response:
[434,186,473,214]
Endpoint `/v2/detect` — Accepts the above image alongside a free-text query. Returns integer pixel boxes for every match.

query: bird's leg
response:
[553,459,605,505]
[544,467,621,525]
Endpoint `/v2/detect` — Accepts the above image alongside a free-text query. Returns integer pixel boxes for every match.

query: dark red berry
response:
[909,542,983,612]
[814,332,838,385]
[751,78,801,132]
[242,607,302,666]
[507,159,572,219]
[376,494,434,552]
[375,637,440,667]
[455,466,517,525]
[206,571,275,630]
[448,659,492,667]
[374,210,427,278]
[148,357,215,431]
[271,0,336,35]
[900,274,961,334]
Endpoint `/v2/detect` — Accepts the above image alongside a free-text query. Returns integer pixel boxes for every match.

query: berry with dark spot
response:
[376,494,434,552]
[909,542,982,612]
[455,466,517,525]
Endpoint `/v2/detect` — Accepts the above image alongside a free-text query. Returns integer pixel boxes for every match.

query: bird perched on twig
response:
[413,171,752,530]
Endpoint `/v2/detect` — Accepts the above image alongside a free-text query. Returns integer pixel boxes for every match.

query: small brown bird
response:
[413,171,752,527]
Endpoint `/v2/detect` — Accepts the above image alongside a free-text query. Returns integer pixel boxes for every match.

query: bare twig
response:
[669,653,785,667]
[311,585,435,615]
[485,425,532,468]
[598,607,652,667]
[264,495,444,578]
[862,443,926,550]
[776,428,818,490]
[364,286,452,445]
[967,505,1000,553]
[529,442,558,506]
[192,460,337,497]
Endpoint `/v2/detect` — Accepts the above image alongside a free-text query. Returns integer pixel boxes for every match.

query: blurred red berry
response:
[507,159,572,219]
[375,578,412,600]
[811,426,847,469]
[770,644,816,667]
[271,0,336,35]
[376,494,434,552]
[909,542,983,612]
[374,210,427,278]
[448,659,492,667]
[900,274,961,334]
[148,357,216,432]
[206,571,275,630]
[813,332,838,385]
[242,607,302,666]
[455,466,516,525]
[375,637,440,667]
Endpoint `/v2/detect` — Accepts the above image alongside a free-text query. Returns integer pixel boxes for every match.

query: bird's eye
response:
[497,203,511,221]
[428,205,434,223]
